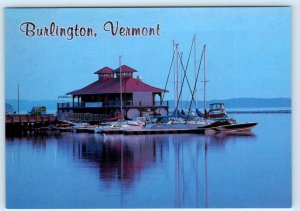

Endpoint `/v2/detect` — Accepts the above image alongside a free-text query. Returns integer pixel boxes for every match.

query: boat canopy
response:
[209,103,225,112]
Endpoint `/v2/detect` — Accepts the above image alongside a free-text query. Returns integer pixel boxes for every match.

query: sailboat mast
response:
[194,35,197,108]
[203,44,207,111]
[175,43,179,110]
[173,41,179,111]
[180,52,183,109]
[119,56,123,121]
[173,41,176,111]
[17,83,20,114]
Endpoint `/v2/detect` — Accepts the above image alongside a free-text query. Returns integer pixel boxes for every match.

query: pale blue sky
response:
[5,7,291,101]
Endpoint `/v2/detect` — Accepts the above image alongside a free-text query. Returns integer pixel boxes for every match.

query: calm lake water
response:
[6,113,291,208]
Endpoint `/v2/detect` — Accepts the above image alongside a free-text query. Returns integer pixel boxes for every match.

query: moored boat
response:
[215,122,258,132]
[205,103,228,119]
[204,122,258,135]
[94,117,147,133]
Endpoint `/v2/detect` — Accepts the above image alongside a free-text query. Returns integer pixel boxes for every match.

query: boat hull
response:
[205,122,258,134]
[217,122,257,131]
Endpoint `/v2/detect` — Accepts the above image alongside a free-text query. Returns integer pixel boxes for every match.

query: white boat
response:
[94,117,146,133]
[148,117,213,130]
[204,122,258,135]
[71,122,90,129]
[214,122,258,132]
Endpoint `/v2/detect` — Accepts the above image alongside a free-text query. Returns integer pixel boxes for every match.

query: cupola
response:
[114,65,137,78]
[94,67,114,80]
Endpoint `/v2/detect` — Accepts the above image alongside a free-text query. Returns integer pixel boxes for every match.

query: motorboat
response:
[204,122,258,135]
[214,122,258,132]
[205,103,228,119]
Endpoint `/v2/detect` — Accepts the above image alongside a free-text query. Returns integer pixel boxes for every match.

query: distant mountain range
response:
[5,97,291,113]
[5,99,58,113]
[169,97,291,109]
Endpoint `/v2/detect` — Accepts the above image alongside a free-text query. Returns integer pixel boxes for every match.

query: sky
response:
[5,7,291,101]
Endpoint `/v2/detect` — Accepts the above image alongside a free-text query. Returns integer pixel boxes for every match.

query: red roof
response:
[68,77,167,95]
[94,67,114,74]
[114,65,137,73]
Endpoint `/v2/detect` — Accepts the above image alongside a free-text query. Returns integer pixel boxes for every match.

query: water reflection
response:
[72,134,167,186]
[6,132,257,208]
[7,114,292,208]
[69,133,256,208]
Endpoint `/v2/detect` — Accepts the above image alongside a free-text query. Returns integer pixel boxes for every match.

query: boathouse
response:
[57,65,169,120]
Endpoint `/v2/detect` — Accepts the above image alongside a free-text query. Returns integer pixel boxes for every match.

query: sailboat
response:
[195,45,258,133]
[158,39,213,129]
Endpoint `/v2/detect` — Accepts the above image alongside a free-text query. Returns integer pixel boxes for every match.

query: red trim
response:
[103,113,122,122]
[208,112,226,118]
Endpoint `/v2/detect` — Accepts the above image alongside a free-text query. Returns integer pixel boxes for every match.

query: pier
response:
[6,114,57,124]
[123,128,205,135]
[74,127,205,135]
[53,126,205,135]
[5,114,58,135]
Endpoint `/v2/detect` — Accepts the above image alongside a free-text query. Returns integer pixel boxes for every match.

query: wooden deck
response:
[6,114,206,136]
[6,114,57,124]
[101,128,205,135]
[58,126,205,135]
[124,128,205,135]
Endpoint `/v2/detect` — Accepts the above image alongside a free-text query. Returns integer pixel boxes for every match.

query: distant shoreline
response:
[6,97,291,115]
[9,109,292,115]
[227,110,291,114]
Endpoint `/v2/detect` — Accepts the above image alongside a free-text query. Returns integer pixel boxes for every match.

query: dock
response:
[55,126,206,135]
[101,128,205,135]
[124,128,205,135]
[5,114,58,135]
[5,114,206,135]
[6,114,57,124]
